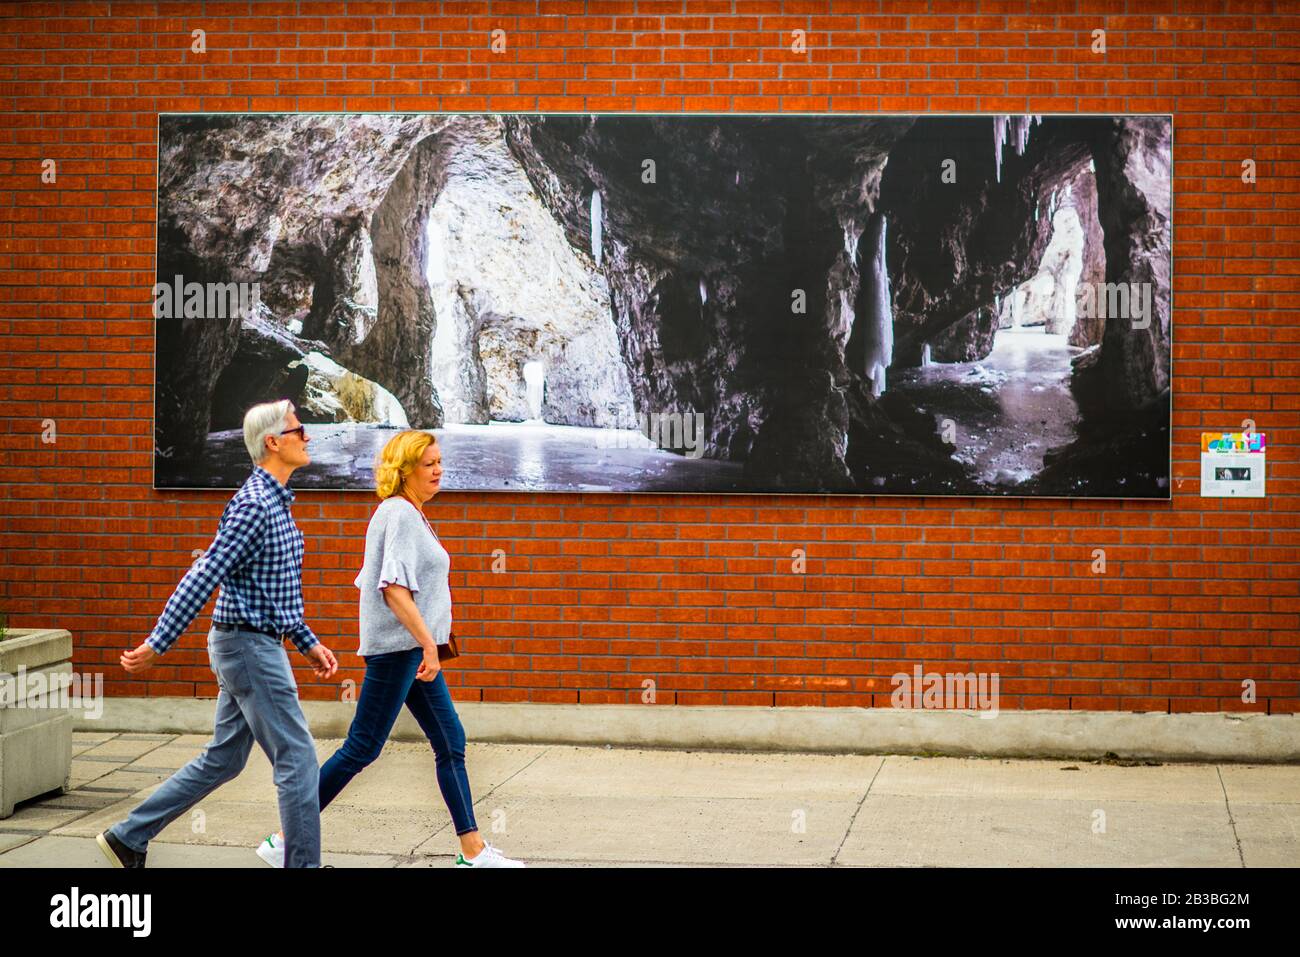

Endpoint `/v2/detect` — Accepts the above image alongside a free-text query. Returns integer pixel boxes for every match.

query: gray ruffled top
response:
[353,496,452,657]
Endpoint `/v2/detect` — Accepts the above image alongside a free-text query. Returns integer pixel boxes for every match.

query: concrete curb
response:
[72,697,1300,763]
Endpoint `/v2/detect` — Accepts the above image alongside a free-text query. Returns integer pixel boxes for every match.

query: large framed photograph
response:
[153,113,1171,497]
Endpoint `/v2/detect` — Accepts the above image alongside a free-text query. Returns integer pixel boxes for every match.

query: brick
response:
[0,6,1293,713]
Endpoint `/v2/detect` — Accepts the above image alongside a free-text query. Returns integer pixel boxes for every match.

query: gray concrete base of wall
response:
[72,697,1300,763]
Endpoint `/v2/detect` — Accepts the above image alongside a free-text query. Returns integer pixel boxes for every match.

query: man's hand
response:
[306,643,338,679]
[121,643,158,675]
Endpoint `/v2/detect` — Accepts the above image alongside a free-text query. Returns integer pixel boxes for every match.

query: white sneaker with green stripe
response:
[256,833,286,868]
[456,842,525,868]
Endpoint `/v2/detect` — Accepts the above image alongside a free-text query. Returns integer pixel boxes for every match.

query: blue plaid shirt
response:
[147,466,319,656]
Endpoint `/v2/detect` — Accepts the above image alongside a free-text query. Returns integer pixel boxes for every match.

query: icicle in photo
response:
[861,211,893,398]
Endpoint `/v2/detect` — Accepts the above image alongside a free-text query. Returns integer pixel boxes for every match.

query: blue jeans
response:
[109,627,321,868]
[319,647,477,835]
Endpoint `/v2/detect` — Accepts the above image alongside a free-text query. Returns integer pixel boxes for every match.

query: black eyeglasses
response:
[279,426,306,440]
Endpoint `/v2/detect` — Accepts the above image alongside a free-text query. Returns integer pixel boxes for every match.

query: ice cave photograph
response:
[153,112,1172,498]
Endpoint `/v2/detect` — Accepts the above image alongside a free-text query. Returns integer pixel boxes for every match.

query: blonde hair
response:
[374,429,436,500]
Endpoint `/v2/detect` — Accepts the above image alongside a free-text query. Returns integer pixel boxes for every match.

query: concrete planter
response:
[0,628,74,818]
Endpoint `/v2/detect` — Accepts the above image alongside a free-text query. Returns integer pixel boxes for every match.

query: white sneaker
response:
[455,842,525,868]
[255,833,285,868]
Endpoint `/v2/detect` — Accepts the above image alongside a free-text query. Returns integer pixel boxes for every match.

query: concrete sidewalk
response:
[0,731,1297,867]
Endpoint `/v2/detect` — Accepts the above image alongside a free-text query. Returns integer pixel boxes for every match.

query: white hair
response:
[243,399,295,464]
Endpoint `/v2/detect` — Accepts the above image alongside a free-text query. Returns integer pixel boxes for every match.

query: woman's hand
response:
[415,645,441,682]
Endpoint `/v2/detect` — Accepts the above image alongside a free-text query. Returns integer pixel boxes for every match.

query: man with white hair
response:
[97,399,338,869]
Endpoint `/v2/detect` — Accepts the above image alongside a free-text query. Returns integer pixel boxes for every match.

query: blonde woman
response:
[256,429,523,868]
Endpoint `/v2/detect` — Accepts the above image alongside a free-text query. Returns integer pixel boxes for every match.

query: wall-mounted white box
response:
[1200,432,1266,498]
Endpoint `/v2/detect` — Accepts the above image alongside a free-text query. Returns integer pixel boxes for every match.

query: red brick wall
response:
[1,1,1296,713]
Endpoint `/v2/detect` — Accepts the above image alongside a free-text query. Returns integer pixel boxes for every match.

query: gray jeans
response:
[109,626,321,867]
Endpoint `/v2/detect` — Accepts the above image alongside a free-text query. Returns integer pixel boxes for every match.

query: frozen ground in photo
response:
[893,328,1084,488]
[158,421,749,493]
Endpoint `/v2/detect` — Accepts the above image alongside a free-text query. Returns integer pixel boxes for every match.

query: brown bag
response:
[438,631,460,661]
[436,568,461,660]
